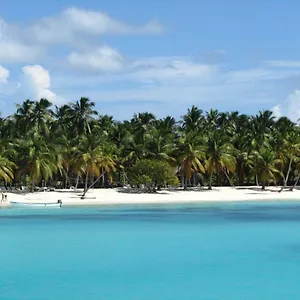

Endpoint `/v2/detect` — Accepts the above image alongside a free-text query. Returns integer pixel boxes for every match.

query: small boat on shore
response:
[10,200,62,208]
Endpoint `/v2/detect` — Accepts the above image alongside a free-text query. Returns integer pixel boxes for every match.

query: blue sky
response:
[0,0,300,121]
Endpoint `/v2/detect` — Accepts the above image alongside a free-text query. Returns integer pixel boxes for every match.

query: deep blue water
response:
[1,201,300,299]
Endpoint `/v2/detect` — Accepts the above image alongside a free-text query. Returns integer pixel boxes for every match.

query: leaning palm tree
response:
[250,147,283,190]
[72,135,102,193]
[278,130,300,192]
[72,135,117,197]
[290,157,300,191]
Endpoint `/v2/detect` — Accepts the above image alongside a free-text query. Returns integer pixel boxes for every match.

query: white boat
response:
[10,200,62,208]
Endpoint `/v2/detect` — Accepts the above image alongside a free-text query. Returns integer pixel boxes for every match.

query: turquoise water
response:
[1,201,300,299]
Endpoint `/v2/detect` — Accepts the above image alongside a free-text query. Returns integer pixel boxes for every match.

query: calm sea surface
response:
[1,201,300,300]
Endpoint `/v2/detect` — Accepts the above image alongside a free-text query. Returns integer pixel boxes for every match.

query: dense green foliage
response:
[0,98,300,191]
[128,159,179,192]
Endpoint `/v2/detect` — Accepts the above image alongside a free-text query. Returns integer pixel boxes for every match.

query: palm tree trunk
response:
[208,173,213,190]
[84,168,89,193]
[64,167,69,189]
[290,174,300,191]
[184,175,188,190]
[101,168,105,188]
[181,175,184,188]
[81,172,106,198]
[223,170,234,187]
[255,174,259,186]
[279,156,293,192]
[123,170,126,185]
[75,172,80,190]
[31,178,35,192]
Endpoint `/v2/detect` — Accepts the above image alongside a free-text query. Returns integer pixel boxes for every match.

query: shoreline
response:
[1,186,300,208]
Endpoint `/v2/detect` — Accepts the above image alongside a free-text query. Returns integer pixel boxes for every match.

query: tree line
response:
[0,97,299,193]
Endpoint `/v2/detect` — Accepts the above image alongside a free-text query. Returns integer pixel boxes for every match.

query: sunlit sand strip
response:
[2,186,300,208]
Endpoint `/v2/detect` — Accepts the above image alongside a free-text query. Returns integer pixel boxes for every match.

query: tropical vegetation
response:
[0,98,299,192]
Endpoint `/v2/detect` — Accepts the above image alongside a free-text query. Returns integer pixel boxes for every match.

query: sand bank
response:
[1,186,300,207]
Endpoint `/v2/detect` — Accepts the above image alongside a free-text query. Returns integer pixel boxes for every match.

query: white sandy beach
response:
[1,186,300,207]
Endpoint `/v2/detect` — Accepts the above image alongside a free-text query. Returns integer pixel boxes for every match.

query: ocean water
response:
[1,201,300,300]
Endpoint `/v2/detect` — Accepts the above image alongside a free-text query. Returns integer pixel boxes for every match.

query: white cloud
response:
[0,19,43,64]
[131,59,216,83]
[65,53,216,80]
[54,55,300,95]
[0,8,162,65]
[67,45,124,73]
[272,90,300,122]
[0,65,9,84]
[0,65,20,97]
[0,40,43,64]
[264,60,300,68]
[63,7,162,35]
[226,67,300,83]
[24,7,162,45]
[20,65,59,103]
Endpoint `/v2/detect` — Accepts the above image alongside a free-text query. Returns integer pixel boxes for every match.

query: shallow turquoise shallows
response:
[1,201,300,300]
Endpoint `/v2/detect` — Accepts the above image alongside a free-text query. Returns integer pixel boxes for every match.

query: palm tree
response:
[181,106,204,133]
[278,130,300,192]
[72,135,116,197]
[177,132,206,189]
[146,129,176,163]
[32,98,53,132]
[251,110,275,149]
[69,97,97,136]
[290,157,300,191]
[250,147,282,190]
[123,135,147,166]
[131,112,156,144]
[14,99,35,134]
[97,142,117,188]
[205,132,236,189]
[231,113,253,185]
[155,116,177,136]
[205,109,220,133]
[16,133,58,190]
[0,155,15,183]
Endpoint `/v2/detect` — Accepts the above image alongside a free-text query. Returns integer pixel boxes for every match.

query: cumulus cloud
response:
[20,65,58,103]
[67,45,124,73]
[272,90,300,122]
[0,65,9,84]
